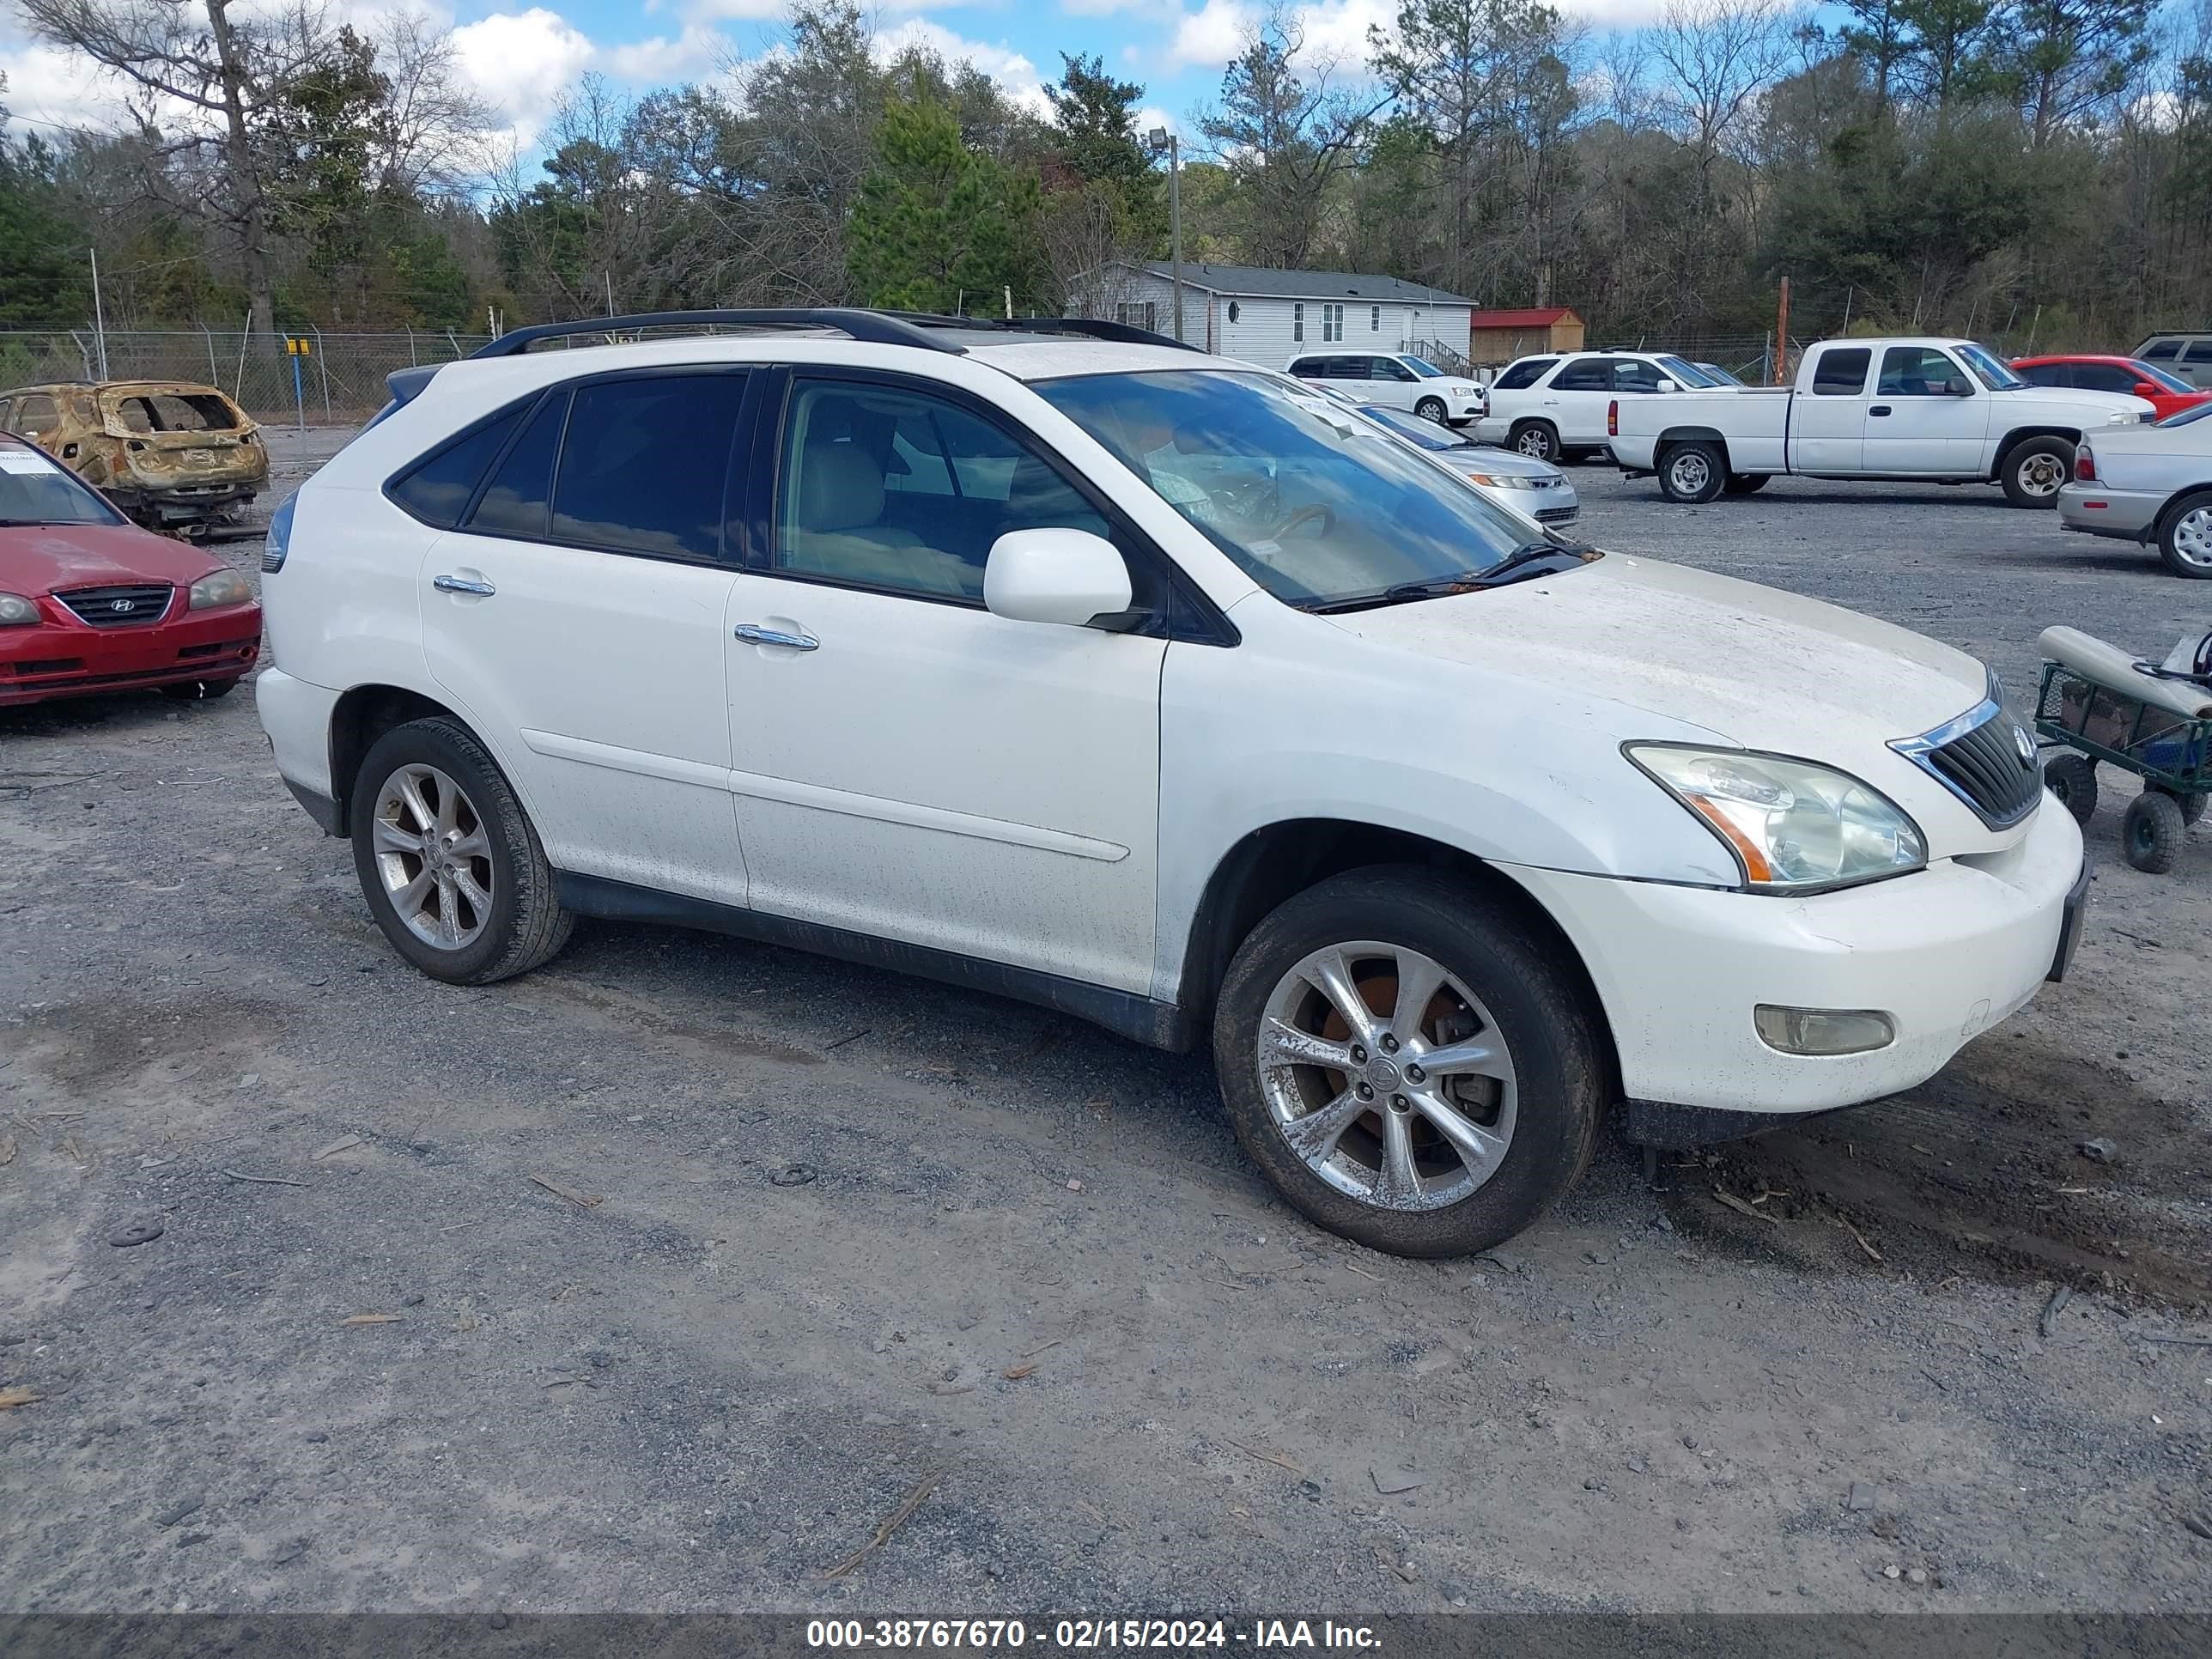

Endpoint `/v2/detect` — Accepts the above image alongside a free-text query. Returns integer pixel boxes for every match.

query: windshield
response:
[1695,362,1746,386]
[2130,360,2194,394]
[1358,404,1468,451]
[2155,401,2212,428]
[1405,358,1444,379]
[1957,343,2027,391]
[0,448,125,526]
[1656,356,1722,387]
[1035,368,1559,610]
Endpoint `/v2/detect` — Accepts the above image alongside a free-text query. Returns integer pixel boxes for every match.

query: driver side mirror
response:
[1653,378,1676,393]
[984,528,1133,629]
[2134,381,2161,400]
[1942,378,1973,397]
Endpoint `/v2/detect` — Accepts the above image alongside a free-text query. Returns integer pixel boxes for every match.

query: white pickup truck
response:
[1609,337,2156,507]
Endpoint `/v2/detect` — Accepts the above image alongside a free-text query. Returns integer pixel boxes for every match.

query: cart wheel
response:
[2178,790,2209,826]
[2122,791,2186,874]
[2043,754,2097,824]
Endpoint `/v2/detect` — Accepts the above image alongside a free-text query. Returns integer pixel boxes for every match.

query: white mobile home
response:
[1073,262,1474,367]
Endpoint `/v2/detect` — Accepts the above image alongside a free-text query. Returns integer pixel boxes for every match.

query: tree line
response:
[3,0,2208,351]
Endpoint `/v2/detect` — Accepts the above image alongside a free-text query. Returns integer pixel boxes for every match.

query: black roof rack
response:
[470,308,969,360]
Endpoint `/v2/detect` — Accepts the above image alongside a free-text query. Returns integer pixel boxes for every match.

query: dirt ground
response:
[2,429,2208,1615]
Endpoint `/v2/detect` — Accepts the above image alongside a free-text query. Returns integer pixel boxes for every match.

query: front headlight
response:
[188,568,254,610]
[2105,410,2138,424]
[1626,744,1926,891]
[0,592,40,626]
[1464,471,1539,489]
[1451,384,1478,398]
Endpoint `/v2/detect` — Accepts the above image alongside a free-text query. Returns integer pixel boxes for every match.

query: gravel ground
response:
[3,431,2208,1615]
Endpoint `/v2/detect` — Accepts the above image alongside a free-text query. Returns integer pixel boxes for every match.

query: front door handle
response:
[433,574,495,596]
[734,623,819,651]
[1869,405,1892,417]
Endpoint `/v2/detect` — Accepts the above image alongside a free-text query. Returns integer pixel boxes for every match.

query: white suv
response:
[258,308,2087,1258]
[1285,351,1485,426]
[1478,349,1731,462]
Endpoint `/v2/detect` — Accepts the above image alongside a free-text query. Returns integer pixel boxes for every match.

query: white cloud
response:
[605,24,727,83]
[451,9,597,145]
[1167,0,1253,71]
[1291,0,1394,69]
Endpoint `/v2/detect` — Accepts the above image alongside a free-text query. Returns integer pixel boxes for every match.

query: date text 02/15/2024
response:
[804,1619,1383,1650]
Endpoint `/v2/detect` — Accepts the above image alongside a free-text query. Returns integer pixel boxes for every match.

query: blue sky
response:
[0,0,1682,152]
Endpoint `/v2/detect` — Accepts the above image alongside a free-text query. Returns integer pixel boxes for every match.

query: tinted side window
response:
[1288,359,1322,380]
[2140,339,2179,361]
[1326,357,1370,380]
[550,374,748,561]
[1550,358,1610,392]
[1877,347,1960,396]
[1493,357,1555,391]
[2185,340,2212,365]
[1811,347,1871,395]
[774,380,1115,605]
[2074,362,2134,393]
[1612,360,1662,392]
[467,392,568,538]
[390,405,527,528]
[2016,363,2066,387]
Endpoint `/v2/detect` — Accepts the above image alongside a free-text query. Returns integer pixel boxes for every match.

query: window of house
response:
[1370,305,1382,333]
[774,380,1117,605]
[1115,301,1158,332]
[1293,303,1304,343]
[1811,347,1871,395]
[545,374,749,561]
[1322,303,1345,343]
[1227,301,1240,324]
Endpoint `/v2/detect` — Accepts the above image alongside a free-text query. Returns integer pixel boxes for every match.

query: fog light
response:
[1753,1006,1896,1056]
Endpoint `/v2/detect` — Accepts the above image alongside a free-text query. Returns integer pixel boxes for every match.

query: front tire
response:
[2001,436,2075,508]
[1509,421,1560,464]
[2121,790,2185,873]
[2044,753,2098,823]
[349,717,573,984]
[1657,441,1726,504]
[1211,866,1605,1258]
[2155,490,2212,578]
[1414,397,1448,423]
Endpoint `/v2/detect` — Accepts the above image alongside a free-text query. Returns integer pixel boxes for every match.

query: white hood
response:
[1996,386,2155,425]
[1328,554,2014,849]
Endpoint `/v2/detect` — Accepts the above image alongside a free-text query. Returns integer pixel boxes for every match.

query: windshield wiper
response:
[1305,542,1597,614]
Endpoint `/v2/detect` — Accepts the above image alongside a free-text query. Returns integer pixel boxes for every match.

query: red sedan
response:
[2,434,261,708]
[2011,354,2212,421]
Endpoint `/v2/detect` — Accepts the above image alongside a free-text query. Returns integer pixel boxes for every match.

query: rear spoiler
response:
[366,364,444,431]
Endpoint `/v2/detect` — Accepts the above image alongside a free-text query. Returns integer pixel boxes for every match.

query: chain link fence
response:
[0,329,494,424]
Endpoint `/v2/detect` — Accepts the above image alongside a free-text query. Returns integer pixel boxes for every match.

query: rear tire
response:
[2043,754,2098,824]
[349,716,574,984]
[1509,421,1560,464]
[1211,866,1605,1258]
[2154,490,2212,578]
[2121,790,2185,874]
[1657,441,1727,504]
[2000,436,2075,508]
[160,677,240,702]
[1723,472,1771,495]
[1414,397,1448,423]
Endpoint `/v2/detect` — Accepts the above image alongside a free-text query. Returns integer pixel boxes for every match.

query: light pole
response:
[1147,126,1182,344]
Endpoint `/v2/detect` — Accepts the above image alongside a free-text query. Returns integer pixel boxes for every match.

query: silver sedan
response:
[1354,403,1580,528]
[2057,403,2212,578]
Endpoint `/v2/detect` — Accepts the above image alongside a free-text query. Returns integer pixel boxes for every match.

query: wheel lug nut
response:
[1389,1095,1409,1111]
[1405,1065,1425,1084]
[1380,1034,1399,1053]
[1350,1044,1366,1063]
[1356,1083,1374,1100]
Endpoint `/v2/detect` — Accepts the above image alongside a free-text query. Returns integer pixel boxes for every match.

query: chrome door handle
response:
[734,623,818,651]
[433,574,495,596]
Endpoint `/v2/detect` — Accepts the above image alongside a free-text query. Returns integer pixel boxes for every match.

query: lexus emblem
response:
[109,599,136,613]
[2013,725,2036,766]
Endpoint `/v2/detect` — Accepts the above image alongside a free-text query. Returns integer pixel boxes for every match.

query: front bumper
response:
[0,599,261,707]
[2057,482,2160,541]
[1446,399,1486,427]
[1503,800,2086,1113]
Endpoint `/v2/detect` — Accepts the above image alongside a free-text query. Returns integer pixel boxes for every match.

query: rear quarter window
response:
[388,405,528,528]
[2139,339,2180,361]
[1492,358,1555,391]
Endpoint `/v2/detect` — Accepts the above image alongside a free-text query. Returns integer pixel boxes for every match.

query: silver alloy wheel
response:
[1255,940,1518,1212]
[371,763,495,950]
[1515,427,1552,459]
[2172,506,2212,568]
[1668,448,1712,496]
[1416,398,1447,423]
[2015,450,2067,497]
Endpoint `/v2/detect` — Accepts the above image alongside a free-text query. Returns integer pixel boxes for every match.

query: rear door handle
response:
[1869,405,1892,417]
[734,623,819,651]
[433,574,495,596]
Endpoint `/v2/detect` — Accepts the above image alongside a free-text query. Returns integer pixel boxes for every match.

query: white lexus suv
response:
[257,309,2087,1258]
